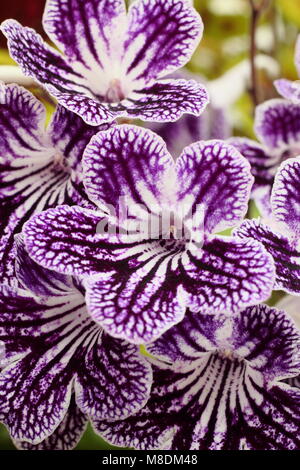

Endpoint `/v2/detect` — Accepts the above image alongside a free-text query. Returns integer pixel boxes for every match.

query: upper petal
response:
[227,137,276,188]
[123,0,203,87]
[271,156,300,238]
[274,79,300,103]
[176,140,254,234]
[83,124,175,215]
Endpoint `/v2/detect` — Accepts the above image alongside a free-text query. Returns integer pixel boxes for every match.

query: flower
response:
[235,156,300,295]
[0,236,152,449]
[23,125,275,344]
[96,304,300,450]
[229,98,300,216]
[0,83,109,285]
[1,0,209,126]
[274,35,300,103]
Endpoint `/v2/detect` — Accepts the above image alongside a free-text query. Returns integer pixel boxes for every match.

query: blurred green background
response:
[0,0,299,450]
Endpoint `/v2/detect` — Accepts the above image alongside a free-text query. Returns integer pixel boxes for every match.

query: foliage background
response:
[0,0,299,450]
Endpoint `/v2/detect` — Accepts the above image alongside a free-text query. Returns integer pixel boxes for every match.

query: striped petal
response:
[255,99,300,151]
[123,0,203,87]
[182,235,275,313]
[1,20,88,97]
[83,124,175,214]
[43,0,127,73]
[271,156,300,238]
[85,256,186,344]
[23,205,112,277]
[15,396,88,450]
[176,140,254,234]
[235,219,300,295]
[97,305,300,450]
[0,84,102,284]
[147,104,231,159]
[0,279,152,443]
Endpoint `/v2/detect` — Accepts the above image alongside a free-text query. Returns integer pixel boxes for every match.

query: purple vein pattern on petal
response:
[1,2,207,125]
[123,0,203,86]
[227,137,276,188]
[235,219,300,295]
[1,20,88,95]
[274,79,300,103]
[182,235,275,313]
[0,260,152,443]
[15,396,88,450]
[23,205,110,277]
[83,124,174,213]
[0,84,105,284]
[96,305,300,450]
[271,156,300,238]
[176,140,254,233]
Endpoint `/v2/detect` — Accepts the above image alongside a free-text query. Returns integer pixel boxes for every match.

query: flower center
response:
[281,144,300,161]
[105,79,125,103]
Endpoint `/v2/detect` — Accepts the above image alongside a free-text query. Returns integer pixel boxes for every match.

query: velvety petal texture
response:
[24,125,275,343]
[97,305,300,450]
[0,83,106,284]
[1,0,208,125]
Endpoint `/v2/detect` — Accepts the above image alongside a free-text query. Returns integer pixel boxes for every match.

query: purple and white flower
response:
[0,237,152,448]
[96,305,300,450]
[235,156,300,295]
[1,0,209,126]
[0,83,109,285]
[274,35,300,103]
[229,98,300,216]
[23,125,275,344]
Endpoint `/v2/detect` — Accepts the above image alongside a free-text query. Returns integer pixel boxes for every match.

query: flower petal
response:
[176,140,254,233]
[274,79,300,103]
[85,260,186,344]
[48,105,112,174]
[232,305,300,381]
[1,20,88,96]
[235,219,300,295]
[43,0,127,70]
[74,333,152,420]
[123,0,203,86]
[277,295,300,330]
[97,306,300,450]
[0,84,97,284]
[23,205,110,277]
[15,396,87,450]
[147,104,231,159]
[182,235,275,313]
[122,79,208,122]
[271,156,300,238]
[227,137,276,188]
[255,99,300,150]
[83,124,174,214]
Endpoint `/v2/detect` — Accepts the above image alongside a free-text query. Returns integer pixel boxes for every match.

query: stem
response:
[248,0,270,109]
